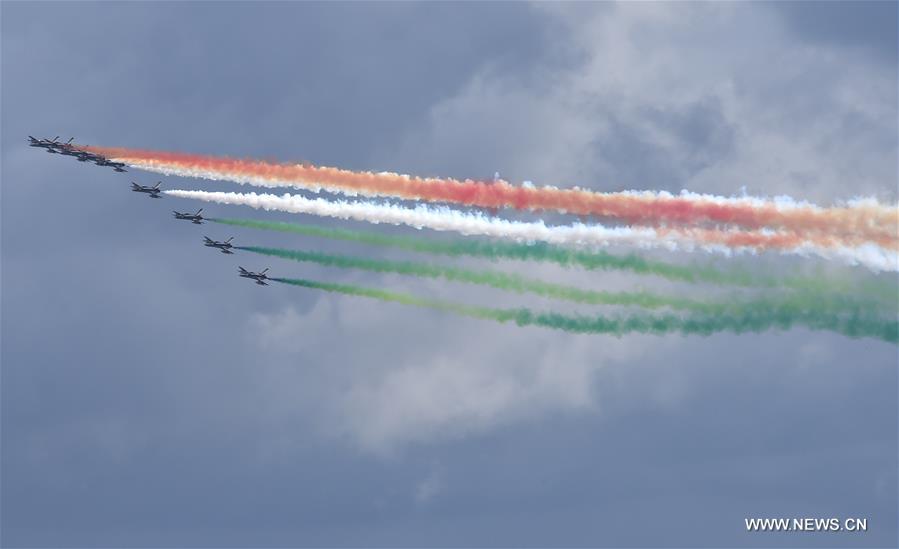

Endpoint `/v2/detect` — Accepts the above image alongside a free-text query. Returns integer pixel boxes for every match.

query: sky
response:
[1,2,897,547]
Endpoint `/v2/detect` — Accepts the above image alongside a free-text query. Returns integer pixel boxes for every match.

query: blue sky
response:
[2,2,897,547]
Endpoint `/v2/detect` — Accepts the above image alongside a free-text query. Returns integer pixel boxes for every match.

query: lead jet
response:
[173,208,204,224]
[204,236,235,254]
[238,266,270,285]
[28,135,54,148]
[131,181,162,198]
[28,135,68,152]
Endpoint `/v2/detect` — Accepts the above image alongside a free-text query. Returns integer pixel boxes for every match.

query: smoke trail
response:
[166,190,899,271]
[240,244,710,311]
[83,145,898,245]
[213,217,897,298]
[241,245,891,326]
[272,277,898,343]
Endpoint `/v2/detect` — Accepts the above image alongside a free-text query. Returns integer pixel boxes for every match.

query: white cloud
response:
[387,3,896,203]
[246,289,651,454]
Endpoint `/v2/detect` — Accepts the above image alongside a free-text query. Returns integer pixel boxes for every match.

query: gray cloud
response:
[771,1,898,64]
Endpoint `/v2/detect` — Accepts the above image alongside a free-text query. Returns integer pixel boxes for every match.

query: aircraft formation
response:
[28,135,127,172]
[23,135,899,344]
[29,135,270,286]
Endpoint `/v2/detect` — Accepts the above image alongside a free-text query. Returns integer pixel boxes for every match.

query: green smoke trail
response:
[238,245,888,323]
[212,217,895,299]
[239,245,703,311]
[272,277,898,343]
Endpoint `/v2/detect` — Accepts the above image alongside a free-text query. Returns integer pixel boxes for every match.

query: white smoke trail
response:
[164,190,899,272]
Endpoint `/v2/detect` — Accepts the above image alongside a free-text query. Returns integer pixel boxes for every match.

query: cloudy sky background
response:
[2,2,897,547]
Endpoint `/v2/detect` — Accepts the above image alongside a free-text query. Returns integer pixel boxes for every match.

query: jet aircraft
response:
[238,266,269,285]
[131,181,162,198]
[173,208,205,224]
[75,151,101,162]
[28,135,54,148]
[28,135,70,152]
[204,236,235,254]
[96,157,127,172]
[58,146,90,158]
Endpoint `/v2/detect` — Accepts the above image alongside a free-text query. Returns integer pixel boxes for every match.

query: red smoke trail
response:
[81,145,898,246]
